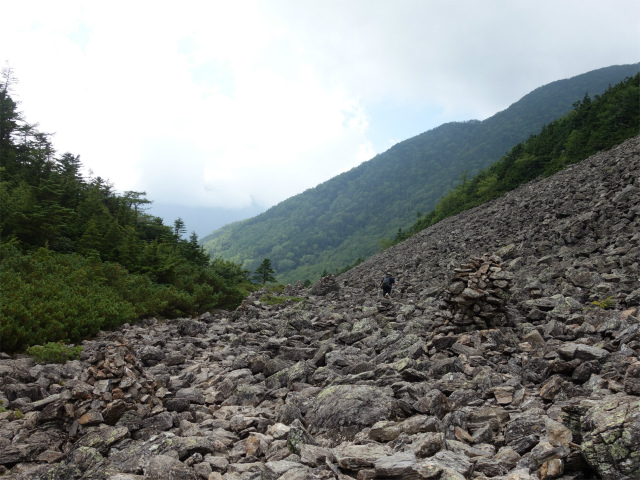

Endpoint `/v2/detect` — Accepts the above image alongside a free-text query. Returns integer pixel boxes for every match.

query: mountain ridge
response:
[202,63,640,283]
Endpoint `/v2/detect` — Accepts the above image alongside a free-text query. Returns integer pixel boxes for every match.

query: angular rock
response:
[334,444,389,470]
[581,395,640,480]
[374,450,417,477]
[624,361,640,395]
[306,385,400,442]
[143,454,196,480]
[310,274,340,296]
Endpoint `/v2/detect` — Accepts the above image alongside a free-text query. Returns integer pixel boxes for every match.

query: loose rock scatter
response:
[1,136,639,479]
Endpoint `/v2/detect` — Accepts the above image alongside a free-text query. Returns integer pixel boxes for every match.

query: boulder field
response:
[1,135,639,479]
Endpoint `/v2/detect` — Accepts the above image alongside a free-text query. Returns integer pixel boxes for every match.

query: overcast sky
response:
[2,0,639,233]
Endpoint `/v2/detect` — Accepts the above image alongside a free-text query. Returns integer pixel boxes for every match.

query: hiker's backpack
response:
[382,276,393,286]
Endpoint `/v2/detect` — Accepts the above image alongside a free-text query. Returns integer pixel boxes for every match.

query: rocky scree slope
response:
[1,136,640,480]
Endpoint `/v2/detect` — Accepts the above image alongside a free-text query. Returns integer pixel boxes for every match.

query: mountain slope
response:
[393,72,640,244]
[2,137,638,479]
[202,63,640,283]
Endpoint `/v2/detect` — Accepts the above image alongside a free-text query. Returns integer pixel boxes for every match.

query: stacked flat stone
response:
[441,253,513,332]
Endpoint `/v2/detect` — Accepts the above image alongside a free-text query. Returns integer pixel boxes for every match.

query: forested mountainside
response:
[0,71,254,353]
[392,73,640,245]
[202,63,640,284]
[1,136,638,480]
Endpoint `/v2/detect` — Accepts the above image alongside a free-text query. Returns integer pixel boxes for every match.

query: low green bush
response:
[590,296,615,310]
[266,284,286,294]
[0,245,253,353]
[1,246,137,352]
[27,342,84,363]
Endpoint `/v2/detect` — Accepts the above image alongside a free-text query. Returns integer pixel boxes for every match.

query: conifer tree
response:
[253,258,276,285]
[78,218,102,256]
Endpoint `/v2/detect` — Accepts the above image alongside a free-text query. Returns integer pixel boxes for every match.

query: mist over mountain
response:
[202,63,640,283]
[148,203,266,240]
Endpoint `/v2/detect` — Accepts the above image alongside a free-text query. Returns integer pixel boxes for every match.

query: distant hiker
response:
[380,273,396,298]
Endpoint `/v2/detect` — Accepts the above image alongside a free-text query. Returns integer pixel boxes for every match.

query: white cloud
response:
[1,0,638,215]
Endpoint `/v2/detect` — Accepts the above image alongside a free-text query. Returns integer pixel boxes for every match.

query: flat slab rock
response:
[581,394,640,480]
[305,384,400,442]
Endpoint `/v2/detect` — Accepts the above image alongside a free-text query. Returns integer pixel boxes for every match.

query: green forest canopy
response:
[0,68,254,353]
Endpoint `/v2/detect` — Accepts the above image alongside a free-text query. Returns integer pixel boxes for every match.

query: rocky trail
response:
[1,136,640,480]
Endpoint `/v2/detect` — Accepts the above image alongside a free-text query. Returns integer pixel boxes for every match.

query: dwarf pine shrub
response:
[27,342,84,364]
[259,295,304,306]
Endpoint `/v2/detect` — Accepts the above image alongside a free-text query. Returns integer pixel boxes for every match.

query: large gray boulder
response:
[143,455,196,480]
[310,274,340,296]
[305,384,400,443]
[581,395,640,480]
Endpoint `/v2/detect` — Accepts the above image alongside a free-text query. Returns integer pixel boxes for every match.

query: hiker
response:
[380,273,396,298]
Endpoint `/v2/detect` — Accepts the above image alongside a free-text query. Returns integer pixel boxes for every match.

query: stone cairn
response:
[283,280,305,296]
[310,273,340,297]
[440,253,513,332]
[53,339,155,428]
